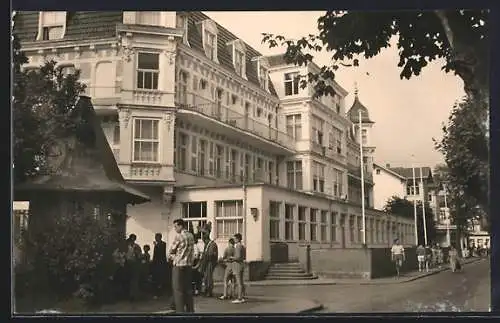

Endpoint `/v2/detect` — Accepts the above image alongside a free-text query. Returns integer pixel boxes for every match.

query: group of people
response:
[390,239,464,277]
[114,219,247,313]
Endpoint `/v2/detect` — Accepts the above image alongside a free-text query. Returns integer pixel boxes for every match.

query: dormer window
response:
[37,11,67,41]
[204,31,216,60]
[176,13,190,45]
[259,65,268,89]
[234,50,245,76]
[230,39,247,78]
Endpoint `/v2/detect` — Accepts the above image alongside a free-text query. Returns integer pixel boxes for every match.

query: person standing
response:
[219,238,236,300]
[200,232,218,297]
[416,244,426,272]
[125,234,142,301]
[449,244,461,272]
[192,235,204,296]
[152,233,167,298]
[390,238,405,277]
[168,219,195,313]
[231,233,246,304]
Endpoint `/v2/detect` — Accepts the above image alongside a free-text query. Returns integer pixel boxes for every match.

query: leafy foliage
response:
[434,97,489,223]
[384,196,436,245]
[21,211,123,304]
[262,10,488,99]
[12,28,86,184]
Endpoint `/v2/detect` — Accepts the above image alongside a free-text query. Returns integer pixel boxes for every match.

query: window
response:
[215,145,223,177]
[177,132,188,171]
[369,218,374,244]
[244,154,251,181]
[286,160,303,190]
[259,64,268,89]
[137,11,161,26]
[191,136,198,173]
[199,140,207,176]
[406,180,420,195]
[215,200,243,240]
[234,49,245,77]
[332,127,343,154]
[330,212,338,242]
[349,216,355,242]
[204,30,216,60]
[312,116,324,145]
[113,123,120,145]
[38,11,66,40]
[320,211,328,242]
[230,149,237,180]
[137,53,159,90]
[181,202,207,233]
[285,204,294,241]
[268,161,275,184]
[309,209,318,241]
[328,132,334,150]
[269,201,281,240]
[177,70,189,105]
[298,206,306,241]
[376,169,381,175]
[375,220,380,243]
[13,205,29,245]
[133,119,159,162]
[208,142,214,176]
[60,64,76,76]
[313,162,325,193]
[357,216,363,243]
[284,72,299,96]
[332,168,343,197]
[286,114,302,139]
[361,129,367,145]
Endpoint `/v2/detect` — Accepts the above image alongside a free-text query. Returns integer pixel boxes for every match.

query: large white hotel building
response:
[15,11,415,265]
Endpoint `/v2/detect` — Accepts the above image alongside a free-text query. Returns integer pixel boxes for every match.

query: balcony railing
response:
[176,92,295,149]
[177,167,274,185]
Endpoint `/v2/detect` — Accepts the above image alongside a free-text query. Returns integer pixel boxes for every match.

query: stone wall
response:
[298,246,418,279]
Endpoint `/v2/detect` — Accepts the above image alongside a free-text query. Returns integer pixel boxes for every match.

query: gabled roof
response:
[15,96,150,204]
[373,162,407,180]
[347,95,373,124]
[13,11,278,97]
[389,167,433,180]
[187,12,277,96]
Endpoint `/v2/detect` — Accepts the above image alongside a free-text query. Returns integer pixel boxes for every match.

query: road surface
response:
[220,258,490,313]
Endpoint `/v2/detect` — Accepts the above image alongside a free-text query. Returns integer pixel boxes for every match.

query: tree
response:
[384,196,436,245]
[434,98,489,222]
[12,30,86,184]
[262,10,488,103]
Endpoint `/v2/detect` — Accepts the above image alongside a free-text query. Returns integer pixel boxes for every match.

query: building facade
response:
[372,163,407,210]
[15,11,415,263]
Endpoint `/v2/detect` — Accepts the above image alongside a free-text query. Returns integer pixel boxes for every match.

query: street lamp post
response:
[411,157,418,246]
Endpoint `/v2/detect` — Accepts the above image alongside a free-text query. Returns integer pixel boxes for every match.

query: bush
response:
[20,211,123,305]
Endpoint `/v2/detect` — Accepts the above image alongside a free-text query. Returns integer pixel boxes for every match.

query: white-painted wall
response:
[372,166,406,210]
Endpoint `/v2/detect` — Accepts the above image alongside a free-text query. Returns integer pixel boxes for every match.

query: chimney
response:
[386,163,391,168]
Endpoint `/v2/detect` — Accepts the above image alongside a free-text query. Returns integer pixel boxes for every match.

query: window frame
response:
[132,118,160,163]
[298,206,307,241]
[284,72,300,96]
[285,204,295,241]
[286,160,303,190]
[286,114,302,140]
[136,52,160,90]
[37,11,67,41]
[181,201,208,233]
[214,200,244,240]
[269,201,281,241]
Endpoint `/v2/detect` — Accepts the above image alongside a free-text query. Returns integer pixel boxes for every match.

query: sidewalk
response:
[214,257,485,287]
[28,294,322,315]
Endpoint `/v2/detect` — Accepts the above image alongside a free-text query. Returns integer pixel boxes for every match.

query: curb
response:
[153,296,324,314]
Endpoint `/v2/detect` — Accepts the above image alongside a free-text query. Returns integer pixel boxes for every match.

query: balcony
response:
[175,92,296,155]
[177,167,275,186]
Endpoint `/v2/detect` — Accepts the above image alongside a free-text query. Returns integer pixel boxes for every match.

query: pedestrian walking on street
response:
[390,238,405,277]
[199,232,218,297]
[152,233,167,299]
[416,245,426,272]
[231,233,246,304]
[168,219,195,313]
[219,238,236,300]
[449,244,462,273]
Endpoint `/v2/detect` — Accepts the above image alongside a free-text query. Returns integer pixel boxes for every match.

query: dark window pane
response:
[138,53,159,70]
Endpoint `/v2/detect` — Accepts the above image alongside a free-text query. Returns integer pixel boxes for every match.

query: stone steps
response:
[265,262,317,280]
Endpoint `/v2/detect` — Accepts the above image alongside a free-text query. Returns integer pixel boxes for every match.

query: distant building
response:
[372,163,407,210]
[14,11,415,268]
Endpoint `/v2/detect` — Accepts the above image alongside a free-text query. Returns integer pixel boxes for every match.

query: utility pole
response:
[420,167,428,246]
[411,157,418,245]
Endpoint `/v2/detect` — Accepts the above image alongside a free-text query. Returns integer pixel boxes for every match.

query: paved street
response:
[211,258,490,313]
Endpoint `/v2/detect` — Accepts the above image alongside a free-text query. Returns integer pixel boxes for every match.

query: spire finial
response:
[354,82,359,97]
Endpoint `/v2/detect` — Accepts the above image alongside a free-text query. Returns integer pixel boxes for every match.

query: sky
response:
[204,11,466,169]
